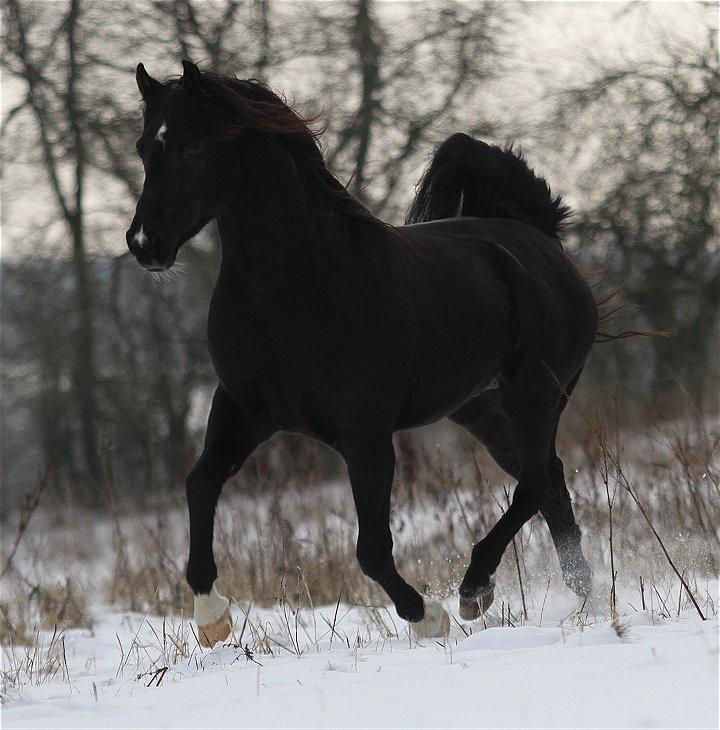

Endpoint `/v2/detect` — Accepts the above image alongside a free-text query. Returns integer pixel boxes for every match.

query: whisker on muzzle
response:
[149,261,188,284]
[150,269,175,284]
[173,261,189,277]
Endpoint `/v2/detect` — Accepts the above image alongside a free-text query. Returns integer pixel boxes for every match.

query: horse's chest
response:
[207,316,258,387]
[207,312,340,434]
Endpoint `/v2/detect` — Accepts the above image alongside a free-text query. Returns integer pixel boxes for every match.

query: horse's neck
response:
[216,135,316,282]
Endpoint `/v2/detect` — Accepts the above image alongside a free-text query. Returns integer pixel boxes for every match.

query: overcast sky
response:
[1,1,714,258]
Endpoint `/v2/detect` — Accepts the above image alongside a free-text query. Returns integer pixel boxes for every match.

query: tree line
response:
[1,1,717,506]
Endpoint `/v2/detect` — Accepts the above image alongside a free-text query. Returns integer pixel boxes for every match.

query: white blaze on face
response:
[133,224,147,248]
[156,121,168,149]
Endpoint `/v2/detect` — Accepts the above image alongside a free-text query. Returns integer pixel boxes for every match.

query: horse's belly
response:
[396,368,500,429]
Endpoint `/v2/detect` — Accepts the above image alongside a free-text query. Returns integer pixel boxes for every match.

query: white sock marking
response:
[194,584,229,627]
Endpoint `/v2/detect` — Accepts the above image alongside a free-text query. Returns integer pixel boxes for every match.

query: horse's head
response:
[125,61,237,271]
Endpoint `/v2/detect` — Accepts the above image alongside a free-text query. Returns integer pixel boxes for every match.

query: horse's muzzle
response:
[125,224,177,271]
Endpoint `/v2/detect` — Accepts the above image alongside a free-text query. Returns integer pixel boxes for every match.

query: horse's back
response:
[398,216,597,354]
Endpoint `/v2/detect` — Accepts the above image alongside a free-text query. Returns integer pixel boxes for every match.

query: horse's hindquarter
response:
[469,219,599,379]
[392,221,517,427]
[394,218,597,426]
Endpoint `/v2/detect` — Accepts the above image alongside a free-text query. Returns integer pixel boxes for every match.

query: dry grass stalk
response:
[608,453,706,621]
[1,394,716,683]
[1,464,52,580]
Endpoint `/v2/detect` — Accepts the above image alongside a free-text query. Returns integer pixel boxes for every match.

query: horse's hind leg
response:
[186,385,271,646]
[341,434,449,637]
[451,384,592,616]
[541,370,593,598]
[454,384,559,618]
[543,447,593,598]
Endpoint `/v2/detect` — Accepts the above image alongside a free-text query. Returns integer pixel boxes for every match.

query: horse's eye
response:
[183,142,202,157]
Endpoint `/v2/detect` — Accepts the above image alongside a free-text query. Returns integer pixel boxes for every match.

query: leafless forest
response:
[1,0,718,664]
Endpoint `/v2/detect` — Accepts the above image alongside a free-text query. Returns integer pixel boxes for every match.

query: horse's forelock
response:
[155,74,315,140]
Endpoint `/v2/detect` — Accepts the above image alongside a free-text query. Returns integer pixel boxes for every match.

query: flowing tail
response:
[407,133,665,343]
[406,133,570,238]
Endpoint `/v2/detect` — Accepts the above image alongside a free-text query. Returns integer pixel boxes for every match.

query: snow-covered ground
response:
[2,599,718,729]
[3,417,718,727]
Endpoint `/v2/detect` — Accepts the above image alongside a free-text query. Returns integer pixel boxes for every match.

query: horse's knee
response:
[356,552,391,581]
[186,465,204,501]
[186,463,222,507]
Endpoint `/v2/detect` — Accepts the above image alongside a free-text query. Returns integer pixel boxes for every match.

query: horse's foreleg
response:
[186,385,269,647]
[342,435,449,637]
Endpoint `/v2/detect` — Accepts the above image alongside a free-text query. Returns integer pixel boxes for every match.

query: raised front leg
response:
[341,435,449,637]
[186,385,271,646]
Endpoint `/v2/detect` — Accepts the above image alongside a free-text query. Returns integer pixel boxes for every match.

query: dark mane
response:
[155,73,391,235]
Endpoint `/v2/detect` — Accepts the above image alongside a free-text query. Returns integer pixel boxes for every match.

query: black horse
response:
[127,60,598,644]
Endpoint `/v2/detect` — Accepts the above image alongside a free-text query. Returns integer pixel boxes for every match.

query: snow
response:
[2,419,718,728]
[3,603,717,729]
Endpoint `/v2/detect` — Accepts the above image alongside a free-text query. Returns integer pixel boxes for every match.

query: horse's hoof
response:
[459,584,495,621]
[194,585,233,647]
[197,607,233,647]
[411,599,450,640]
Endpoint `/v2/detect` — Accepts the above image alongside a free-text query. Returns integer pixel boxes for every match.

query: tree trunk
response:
[350,0,381,199]
[254,0,271,82]
[66,0,103,491]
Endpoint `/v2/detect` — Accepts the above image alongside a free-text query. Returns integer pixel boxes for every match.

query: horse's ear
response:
[136,63,162,103]
[181,59,205,97]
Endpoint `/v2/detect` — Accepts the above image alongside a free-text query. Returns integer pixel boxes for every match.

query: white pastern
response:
[133,224,147,248]
[194,584,230,628]
[156,121,168,149]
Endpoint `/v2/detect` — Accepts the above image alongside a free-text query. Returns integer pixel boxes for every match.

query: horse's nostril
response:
[126,225,159,253]
[125,228,136,251]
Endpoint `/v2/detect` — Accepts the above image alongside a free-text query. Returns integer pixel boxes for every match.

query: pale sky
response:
[1,1,714,258]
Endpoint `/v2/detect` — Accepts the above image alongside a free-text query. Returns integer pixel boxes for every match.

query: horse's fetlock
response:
[186,561,217,595]
[391,586,425,623]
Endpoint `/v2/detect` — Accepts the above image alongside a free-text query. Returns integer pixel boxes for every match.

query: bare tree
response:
[3,0,103,490]
[0,0,516,504]
[320,1,512,220]
[2,1,238,499]
[552,20,720,407]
